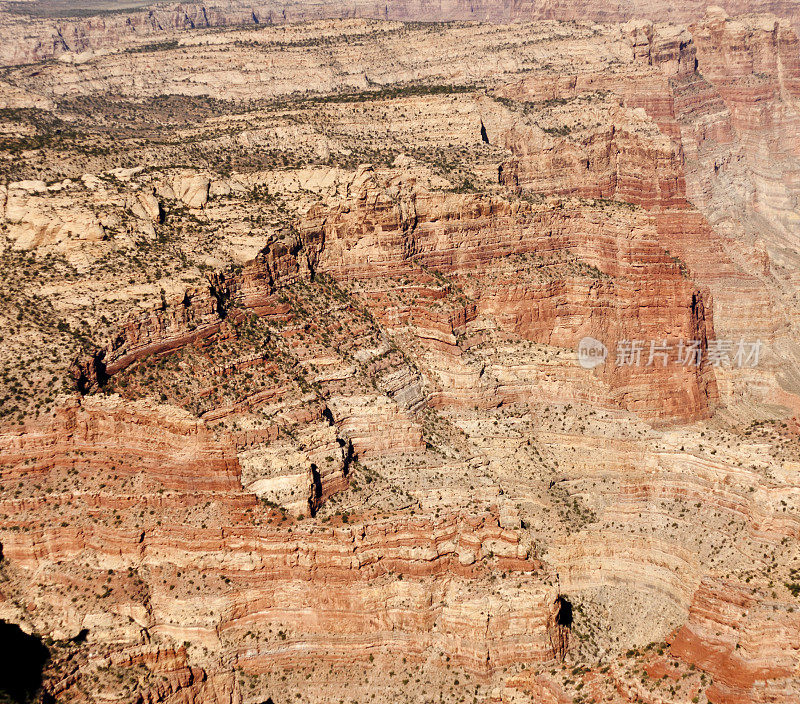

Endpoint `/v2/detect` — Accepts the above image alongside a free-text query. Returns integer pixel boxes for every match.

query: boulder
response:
[172,173,210,208]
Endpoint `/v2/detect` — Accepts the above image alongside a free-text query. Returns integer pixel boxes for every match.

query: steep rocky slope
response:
[0,7,799,704]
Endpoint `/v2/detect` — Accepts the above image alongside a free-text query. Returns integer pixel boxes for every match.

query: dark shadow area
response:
[0,621,49,704]
[307,463,323,517]
[554,596,573,627]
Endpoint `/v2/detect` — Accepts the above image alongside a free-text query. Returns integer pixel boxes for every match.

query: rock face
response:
[0,7,800,704]
[0,396,243,494]
[1,0,800,67]
[494,12,796,411]
[671,578,800,704]
[72,179,717,422]
[0,395,558,685]
[40,643,241,704]
[1,180,105,249]
[172,173,211,209]
[689,9,800,238]
[128,191,163,223]
[303,179,718,421]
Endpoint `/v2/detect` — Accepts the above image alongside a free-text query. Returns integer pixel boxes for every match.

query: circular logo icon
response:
[577,337,608,369]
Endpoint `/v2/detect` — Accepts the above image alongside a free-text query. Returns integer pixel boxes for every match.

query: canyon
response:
[0,2,799,704]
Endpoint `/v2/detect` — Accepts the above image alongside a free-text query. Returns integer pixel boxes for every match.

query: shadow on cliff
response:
[0,621,50,703]
[554,596,573,627]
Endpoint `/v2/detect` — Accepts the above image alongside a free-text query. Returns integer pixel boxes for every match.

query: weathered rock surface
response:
[1,0,800,68]
[0,7,798,704]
